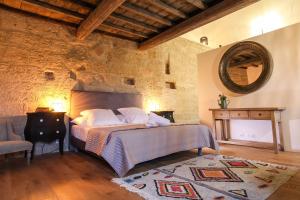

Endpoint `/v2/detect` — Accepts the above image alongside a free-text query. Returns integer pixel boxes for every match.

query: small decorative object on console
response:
[24,111,66,159]
[218,94,230,109]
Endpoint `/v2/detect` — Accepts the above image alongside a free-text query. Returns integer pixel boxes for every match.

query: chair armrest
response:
[8,132,22,141]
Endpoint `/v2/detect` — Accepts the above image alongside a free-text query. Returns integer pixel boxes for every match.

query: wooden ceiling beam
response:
[76,0,125,40]
[101,22,149,38]
[139,0,259,50]
[146,0,187,18]
[185,0,207,9]
[109,13,159,33]
[121,2,172,26]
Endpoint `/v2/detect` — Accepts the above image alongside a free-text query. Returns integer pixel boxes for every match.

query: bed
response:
[69,90,219,177]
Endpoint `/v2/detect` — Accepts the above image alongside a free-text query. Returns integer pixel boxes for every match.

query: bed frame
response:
[69,90,202,156]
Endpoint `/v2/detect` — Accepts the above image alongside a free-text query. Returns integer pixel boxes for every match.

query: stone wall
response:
[0,7,211,154]
[0,7,209,124]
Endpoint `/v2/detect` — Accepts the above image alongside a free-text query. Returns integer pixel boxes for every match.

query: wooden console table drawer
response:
[214,111,229,119]
[249,111,271,120]
[230,111,248,119]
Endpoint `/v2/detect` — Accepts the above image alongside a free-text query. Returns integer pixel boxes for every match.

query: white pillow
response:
[71,116,88,127]
[80,109,123,126]
[116,114,127,123]
[80,109,98,117]
[149,112,171,126]
[117,107,149,124]
[145,117,159,128]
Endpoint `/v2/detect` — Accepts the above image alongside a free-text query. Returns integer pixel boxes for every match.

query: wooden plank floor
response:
[0,144,300,200]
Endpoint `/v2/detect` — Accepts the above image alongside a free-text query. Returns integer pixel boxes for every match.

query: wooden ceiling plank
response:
[146,0,187,18]
[101,22,148,38]
[230,58,262,68]
[76,0,125,40]
[185,0,207,9]
[121,2,172,26]
[38,0,91,15]
[31,0,86,18]
[1,0,83,24]
[139,0,259,50]
[109,13,159,33]
[95,29,139,42]
[68,0,95,9]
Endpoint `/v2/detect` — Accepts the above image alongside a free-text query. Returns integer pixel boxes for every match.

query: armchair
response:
[0,118,32,164]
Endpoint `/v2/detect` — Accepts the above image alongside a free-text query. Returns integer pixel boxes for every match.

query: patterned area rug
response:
[112,154,298,200]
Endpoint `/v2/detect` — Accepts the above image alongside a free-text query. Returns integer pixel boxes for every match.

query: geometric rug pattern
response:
[190,167,243,182]
[220,160,257,169]
[113,154,298,200]
[155,180,202,200]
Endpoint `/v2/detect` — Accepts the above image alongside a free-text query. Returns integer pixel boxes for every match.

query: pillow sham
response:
[80,109,98,117]
[117,107,149,124]
[149,112,171,126]
[71,116,88,127]
[85,109,123,126]
[116,114,127,123]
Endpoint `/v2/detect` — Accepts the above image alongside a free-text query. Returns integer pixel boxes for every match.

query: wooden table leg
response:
[271,113,279,154]
[224,119,230,140]
[212,119,217,140]
[278,121,285,151]
[221,120,226,140]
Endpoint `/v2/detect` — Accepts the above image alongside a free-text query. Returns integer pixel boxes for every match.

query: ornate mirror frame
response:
[219,41,272,94]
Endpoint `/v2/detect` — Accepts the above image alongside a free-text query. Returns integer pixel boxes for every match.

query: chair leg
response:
[26,150,31,165]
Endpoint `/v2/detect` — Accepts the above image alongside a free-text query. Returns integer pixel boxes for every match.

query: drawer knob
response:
[39,131,44,135]
[56,118,60,122]
[40,119,44,123]
[220,113,223,116]
[258,113,262,116]
[238,113,240,116]
[56,130,60,134]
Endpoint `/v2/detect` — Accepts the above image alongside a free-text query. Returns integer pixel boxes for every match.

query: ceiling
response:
[182,0,300,48]
[0,0,258,50]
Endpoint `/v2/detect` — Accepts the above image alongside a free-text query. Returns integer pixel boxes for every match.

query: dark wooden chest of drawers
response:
[24,112,66,159]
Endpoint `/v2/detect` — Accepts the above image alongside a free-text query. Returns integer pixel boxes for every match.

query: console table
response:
[209,108,285,153]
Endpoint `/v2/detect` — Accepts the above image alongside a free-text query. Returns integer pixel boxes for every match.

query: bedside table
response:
[24,112,66,159]
[152,111,175,123]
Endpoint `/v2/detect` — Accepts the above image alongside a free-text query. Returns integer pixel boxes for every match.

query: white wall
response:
[198,23,300,152]
[182,0,300,48]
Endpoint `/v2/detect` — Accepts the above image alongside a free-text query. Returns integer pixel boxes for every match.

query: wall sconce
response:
[200,36,208,45]
[51,100,66,112]
[145,99,160,113]
[42,96,67,112]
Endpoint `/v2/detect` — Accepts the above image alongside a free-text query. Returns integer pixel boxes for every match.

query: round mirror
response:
[219,41,272,94]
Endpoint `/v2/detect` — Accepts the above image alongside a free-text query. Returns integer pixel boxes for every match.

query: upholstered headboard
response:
[70,90,143,119]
